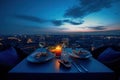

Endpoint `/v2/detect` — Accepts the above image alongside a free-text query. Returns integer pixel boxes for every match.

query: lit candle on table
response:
[54,45,62,57]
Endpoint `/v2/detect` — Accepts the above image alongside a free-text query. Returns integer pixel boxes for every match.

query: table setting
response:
[26,43,93,73]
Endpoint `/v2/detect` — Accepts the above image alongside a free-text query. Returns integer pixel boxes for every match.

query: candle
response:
[55,45,62,57]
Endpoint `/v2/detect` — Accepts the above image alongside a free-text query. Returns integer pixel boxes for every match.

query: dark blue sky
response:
[0,0,120,35]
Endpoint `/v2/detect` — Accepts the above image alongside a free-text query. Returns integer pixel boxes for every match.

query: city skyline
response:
[0,0,120,35]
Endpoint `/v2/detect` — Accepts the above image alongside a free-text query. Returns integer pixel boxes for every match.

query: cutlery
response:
[71,62,82,72]
[71,58,88,72]
[79,64,88,72]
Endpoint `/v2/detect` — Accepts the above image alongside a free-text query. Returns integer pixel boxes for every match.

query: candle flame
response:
[56,45,62,50]
[49,45,62,56]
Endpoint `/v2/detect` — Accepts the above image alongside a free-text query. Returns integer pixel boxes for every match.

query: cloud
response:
[63,19,84,25]
[88,26,106,30]
[64,0,119,18]
[15,15,47,23]
[51,20,63,26]
[52,19,84,26]
[15,15,84,26]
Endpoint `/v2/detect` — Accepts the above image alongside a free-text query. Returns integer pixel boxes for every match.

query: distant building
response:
[27,38,33,44]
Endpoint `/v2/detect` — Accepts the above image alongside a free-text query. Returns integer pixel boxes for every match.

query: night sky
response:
[0,0,120,35]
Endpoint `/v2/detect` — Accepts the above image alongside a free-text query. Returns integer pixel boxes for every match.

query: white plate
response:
[27,52,55,63]
[69,48,92,59]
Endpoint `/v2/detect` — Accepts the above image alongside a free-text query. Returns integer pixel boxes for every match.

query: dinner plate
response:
[27,51,55,63]
[69,48,92,59]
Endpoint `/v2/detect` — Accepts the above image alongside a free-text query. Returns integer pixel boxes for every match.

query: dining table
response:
[8,48,115,80]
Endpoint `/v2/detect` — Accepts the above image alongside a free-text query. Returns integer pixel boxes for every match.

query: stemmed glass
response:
[62,42,67,53]
[61,42,70,61]
[62,43,66,49]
